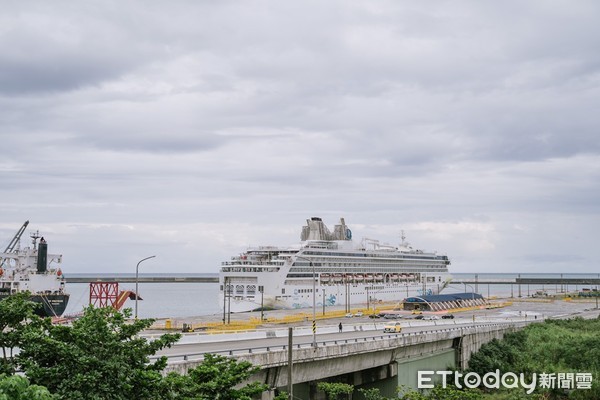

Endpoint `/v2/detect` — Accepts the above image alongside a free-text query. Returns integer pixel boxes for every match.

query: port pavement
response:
[144,296,597,335]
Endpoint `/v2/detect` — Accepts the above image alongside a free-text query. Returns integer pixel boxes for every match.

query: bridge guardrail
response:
[143,316,539,345]
[153,319,541,364]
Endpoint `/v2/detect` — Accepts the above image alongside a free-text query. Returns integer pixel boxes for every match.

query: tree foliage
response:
[468,331,529,376]
[0,374,56,400]
[317,382,354,399]
[3,295,272,399]
[395,384,483,400]
[358,387,389,400]
[18,306,181,400]
[160,354,267,400]
[0,292,40,374]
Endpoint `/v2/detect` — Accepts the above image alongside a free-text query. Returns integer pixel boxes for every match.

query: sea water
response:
[64,281,221,319]
[62,273,600,319]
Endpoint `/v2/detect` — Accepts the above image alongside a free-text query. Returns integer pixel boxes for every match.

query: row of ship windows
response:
[301,251,448,260]
[294,288,411,297]
[295,260,445,267]
[286,273,442,281]
[293,266,445,273]
[289,268,445,274]
[221,267,280,272]
[222,281,441,296]
[223,284,257,295]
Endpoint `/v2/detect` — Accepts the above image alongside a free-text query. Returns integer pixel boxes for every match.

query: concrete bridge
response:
[160,319,537,399]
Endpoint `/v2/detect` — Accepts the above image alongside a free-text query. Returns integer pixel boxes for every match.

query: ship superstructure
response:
[0,221,70,316]
[219,217,451,313]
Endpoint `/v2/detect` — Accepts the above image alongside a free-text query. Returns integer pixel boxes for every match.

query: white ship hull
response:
[219,217,452,314]
[219,280,448,313]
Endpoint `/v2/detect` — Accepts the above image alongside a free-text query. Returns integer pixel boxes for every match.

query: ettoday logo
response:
[418,370,593,394]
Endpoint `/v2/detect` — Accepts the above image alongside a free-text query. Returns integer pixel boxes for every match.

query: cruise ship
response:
[219,217,451,313]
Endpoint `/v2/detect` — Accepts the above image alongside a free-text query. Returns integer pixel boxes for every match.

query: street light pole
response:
[259,285,264,321]
[135,255,156,319]
[287,327,293,398]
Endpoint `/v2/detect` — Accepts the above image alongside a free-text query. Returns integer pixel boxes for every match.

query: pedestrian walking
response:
[338,322,342,332]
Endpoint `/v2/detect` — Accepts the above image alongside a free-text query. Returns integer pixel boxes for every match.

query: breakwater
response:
[66,276,219,283]
[66,276,600,285]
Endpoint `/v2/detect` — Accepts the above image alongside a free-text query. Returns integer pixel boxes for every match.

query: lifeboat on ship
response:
[375,273,384,282]
[333,273,343,283]
[391,273,399,282]
[355,273,364,283]
[365,274,374,283]
[320,273,330,284]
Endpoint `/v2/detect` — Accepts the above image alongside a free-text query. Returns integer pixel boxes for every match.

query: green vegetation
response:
[160,353,267,399]
[0,374,56,400]
[1,295,267,399]
[317,382,354,399]
[19,306,180,399]
[0,293,39,374]
[468,317,600,399]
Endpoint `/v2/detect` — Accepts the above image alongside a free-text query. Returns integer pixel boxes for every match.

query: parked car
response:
[383,322,402,333]
[354,311,364,317]
[369,313,383,319]
[424,315,440,320]
[345,313,353,318]
[413,315,424,320]
[442,314,455,319]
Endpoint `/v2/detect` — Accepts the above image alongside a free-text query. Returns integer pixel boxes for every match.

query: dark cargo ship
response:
[0,221,70,317]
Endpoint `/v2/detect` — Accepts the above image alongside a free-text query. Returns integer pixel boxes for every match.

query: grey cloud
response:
[2,1,600,274]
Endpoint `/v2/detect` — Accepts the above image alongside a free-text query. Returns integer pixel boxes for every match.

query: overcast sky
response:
[1,1,599,275]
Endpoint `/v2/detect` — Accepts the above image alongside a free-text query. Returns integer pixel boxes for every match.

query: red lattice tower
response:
[89,282,119,308]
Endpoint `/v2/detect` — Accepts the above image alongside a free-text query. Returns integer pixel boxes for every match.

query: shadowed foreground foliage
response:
[18,306,180,399]
[1,296,267,399]
[0,293,40,375]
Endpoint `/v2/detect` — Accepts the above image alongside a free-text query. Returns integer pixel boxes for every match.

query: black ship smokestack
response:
[37,237,48,273]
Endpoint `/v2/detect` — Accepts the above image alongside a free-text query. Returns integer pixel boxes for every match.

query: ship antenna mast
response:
[400,230,406,246]
[30,230,41,249]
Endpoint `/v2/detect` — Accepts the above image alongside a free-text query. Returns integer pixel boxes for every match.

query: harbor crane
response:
[0,220,29,267]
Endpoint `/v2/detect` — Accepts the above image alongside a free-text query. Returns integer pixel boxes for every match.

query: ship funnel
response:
[37,237,48,273]
[300,217,352,241]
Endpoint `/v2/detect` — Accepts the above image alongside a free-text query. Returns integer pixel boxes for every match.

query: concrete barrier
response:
[143,316,535,345]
